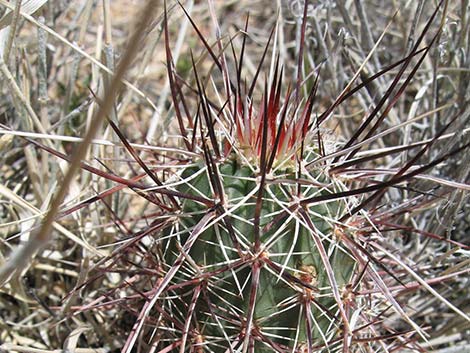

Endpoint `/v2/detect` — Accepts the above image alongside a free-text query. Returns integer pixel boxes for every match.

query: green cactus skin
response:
[165,154,356,352]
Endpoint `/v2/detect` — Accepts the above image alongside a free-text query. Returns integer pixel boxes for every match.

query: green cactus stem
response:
[164,148,356,351]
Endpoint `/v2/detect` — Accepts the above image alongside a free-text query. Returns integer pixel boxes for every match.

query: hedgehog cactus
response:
[166,65,359,351]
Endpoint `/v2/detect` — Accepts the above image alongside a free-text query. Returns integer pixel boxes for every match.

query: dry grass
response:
[0,0,469,352]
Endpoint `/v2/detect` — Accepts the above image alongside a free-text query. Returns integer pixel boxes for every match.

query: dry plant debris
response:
[0,1,469,352]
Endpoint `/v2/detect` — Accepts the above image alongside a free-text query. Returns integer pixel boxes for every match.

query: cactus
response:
[162,61,361,351]
[169,139,356,352]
